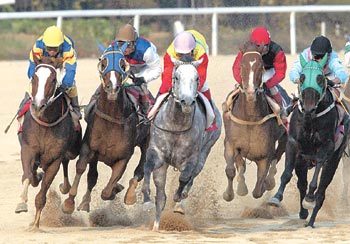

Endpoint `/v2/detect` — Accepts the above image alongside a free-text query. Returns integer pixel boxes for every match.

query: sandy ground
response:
[1,55,350,243]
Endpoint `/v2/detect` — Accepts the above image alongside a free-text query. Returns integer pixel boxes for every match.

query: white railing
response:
[1,5,350,55]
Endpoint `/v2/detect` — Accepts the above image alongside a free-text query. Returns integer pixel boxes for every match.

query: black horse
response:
[268,54,350,228]
[15,56,82,229]
[62,43,150,214]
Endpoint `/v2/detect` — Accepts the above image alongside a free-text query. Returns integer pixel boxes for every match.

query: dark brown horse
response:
[222,43,287,201]
[62,44,149,214]
[15,55,82,229]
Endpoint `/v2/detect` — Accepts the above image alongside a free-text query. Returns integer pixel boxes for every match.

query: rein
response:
[94,105,133,124]
[30,94,70,127]
[153,100,196,134]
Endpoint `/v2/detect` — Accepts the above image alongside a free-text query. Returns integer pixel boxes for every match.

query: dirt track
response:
[1,56,350,243]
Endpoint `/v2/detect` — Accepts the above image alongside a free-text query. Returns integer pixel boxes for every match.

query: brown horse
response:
[340,82,350,205]
[222,43,287,201]
[62,44,149,214]
[15,55,82,229]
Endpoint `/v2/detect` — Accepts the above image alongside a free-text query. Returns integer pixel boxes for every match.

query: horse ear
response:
[51,57,63,69]
[32,50,41,65]
[191,58,203,67]
[299,54,307,68]
[316,75,325,87]
[171,57,182,66]
[319,53,328,68]
[119,42,128,53]
[120,58,130,72]
[97,58,107,74]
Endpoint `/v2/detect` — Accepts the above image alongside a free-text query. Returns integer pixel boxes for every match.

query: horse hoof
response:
[143,201,155,212]
[59,183,71,195]
[267,197,281,207]
[223,191,234,202]
[124,178,138,205]
[173,202,185,215]
[299,209,309,219]
[77,202,90,212]
[302,199,315,210]
[15,202,28,213]
[237,182,248,196]
[61,198,75,214]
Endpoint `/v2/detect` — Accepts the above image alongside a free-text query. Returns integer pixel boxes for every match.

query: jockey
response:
[158,30,218,131]
[232,26,288,128]
[85,23,161,120]
[290,35,348,87]
[17,26,80,137]
[344,36,350,68]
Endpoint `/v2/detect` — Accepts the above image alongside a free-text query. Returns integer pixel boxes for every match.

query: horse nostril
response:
[181,99,186,105]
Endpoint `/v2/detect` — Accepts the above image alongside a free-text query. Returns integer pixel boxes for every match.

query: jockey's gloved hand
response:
[133,77,146,86]
[57,84,68,94]
[326,78,335,87]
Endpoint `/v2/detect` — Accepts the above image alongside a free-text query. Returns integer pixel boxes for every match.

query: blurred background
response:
[1,0,350,59]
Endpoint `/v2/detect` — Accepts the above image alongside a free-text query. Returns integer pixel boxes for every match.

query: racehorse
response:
[268,54,350,227]
[62,43,150,214]
[15,55,82,229]
[222,43,287,201]
[142,59,221,231]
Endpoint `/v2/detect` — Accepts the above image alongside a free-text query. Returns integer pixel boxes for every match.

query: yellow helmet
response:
[115,24,137,42]
[42,26,64,47]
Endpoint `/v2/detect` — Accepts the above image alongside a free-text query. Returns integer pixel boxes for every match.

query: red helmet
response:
[250,26,271,45]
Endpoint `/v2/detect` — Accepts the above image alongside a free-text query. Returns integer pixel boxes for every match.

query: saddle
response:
[222,87,283,125]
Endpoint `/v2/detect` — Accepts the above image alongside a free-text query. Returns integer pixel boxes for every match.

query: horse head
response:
[171,57,202,113]
[97,43,129,100]
[30,53,63,114]
[240,42,264,101]
[299,53,328,116]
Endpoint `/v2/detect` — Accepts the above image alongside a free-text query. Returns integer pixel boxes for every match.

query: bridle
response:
[32,63,61,108]
[239,51,265,94]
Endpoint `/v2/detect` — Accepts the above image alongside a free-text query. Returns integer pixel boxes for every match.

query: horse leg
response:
[268,138,297,206]
[265,133,288,191]
[223,141,236,201]
[101,158,129,201]
[174,159,198,202]
[62,143,92,214]
[152,163,168,231]
[31,159,61,230]
[252,158,269,199]
[265,158,277,191]
[307,154,342,228]
[341,155,350,205]
[16,149,36,214]
[236,153,248,197]
[124,142,147,205]
[77,160,98,212]
[303,162,322,208]
[59,158,71,194]
[295,162,309,220]
[142,148,159,211]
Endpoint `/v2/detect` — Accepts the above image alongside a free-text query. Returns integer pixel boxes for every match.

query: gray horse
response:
[142,60,221,231]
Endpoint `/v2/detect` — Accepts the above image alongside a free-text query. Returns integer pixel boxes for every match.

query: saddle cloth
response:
[147,92,215,129]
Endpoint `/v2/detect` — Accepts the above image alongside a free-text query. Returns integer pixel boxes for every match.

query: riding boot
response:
[84,86,101,122]
[271,92,289,132]
[69,96,82,131]
[206,99,218,132]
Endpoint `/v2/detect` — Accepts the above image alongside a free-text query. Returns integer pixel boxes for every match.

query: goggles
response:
[117,41,135,50]
[46,46,59,52]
